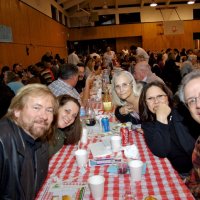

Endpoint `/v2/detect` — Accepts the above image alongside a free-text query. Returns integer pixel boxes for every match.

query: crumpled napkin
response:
[123,144,139,159]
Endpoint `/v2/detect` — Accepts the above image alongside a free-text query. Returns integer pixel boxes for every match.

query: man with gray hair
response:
[133,61,164,84]
[180,54,197,77]
[179,70,200,124]
[178,70,200,199]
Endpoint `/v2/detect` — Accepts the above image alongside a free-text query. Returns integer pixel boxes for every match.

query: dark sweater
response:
[142,109,195,173]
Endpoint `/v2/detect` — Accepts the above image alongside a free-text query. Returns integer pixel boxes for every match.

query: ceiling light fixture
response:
[187,0,195,4]
[150,1,158,7]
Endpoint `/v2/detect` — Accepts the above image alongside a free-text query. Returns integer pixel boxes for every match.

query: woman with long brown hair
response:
[49,94,81,157]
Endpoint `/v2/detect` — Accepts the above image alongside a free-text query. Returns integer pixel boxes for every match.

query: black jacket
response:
[0,83,15,119]
[142,109,195,173]
[0,118,49,200]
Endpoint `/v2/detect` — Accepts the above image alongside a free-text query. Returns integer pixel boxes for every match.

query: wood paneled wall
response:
[1,0,200,69]
[69,24,142,40]
[0,0,68,69]
[69,20,200,53]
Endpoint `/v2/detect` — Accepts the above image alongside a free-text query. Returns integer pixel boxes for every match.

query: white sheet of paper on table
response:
[89,142,112,158]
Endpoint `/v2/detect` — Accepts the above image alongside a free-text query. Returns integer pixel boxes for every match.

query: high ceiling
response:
[56,0,200,16]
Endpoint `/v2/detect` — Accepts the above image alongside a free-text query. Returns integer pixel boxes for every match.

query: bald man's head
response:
[133,61,151,81]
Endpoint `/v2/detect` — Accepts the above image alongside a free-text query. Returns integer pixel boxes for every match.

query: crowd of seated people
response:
[1,47,200,116]
[1,47,199,115]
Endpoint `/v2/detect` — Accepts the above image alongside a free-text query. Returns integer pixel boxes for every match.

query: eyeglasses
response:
[146,94,167,103]
[115,81,132,91]
[186,95,200,108]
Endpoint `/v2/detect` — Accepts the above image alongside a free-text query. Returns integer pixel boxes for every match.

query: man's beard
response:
[18,119,50,139]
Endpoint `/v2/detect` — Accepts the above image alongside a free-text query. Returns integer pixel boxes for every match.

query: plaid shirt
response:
[48,78,80,102]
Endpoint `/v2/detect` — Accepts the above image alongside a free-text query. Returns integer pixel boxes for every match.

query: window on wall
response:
[59,11,63,24]
[51,5,57,20]
[193,9,200,20]
[95,14,115,26]
[119,13,141,24]
[193,32,200,40]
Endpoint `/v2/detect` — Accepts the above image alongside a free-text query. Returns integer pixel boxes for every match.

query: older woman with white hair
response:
[111,70,143,124]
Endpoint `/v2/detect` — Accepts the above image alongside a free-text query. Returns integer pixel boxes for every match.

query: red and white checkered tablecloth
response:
[36,130,194,200]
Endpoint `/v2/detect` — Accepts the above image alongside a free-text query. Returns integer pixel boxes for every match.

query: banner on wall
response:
[0,25,13,42]
[163,21,184,35]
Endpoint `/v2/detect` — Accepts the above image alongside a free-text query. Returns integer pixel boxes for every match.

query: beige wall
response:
[69,4,200,27]
[141,5,195,22]
[20,0,67,19]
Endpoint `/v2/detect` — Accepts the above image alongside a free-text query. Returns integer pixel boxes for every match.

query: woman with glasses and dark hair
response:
[111,70,143,124]
[139,81,195,175]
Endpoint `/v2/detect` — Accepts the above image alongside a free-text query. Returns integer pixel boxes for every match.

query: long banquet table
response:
[36,119,195,199]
